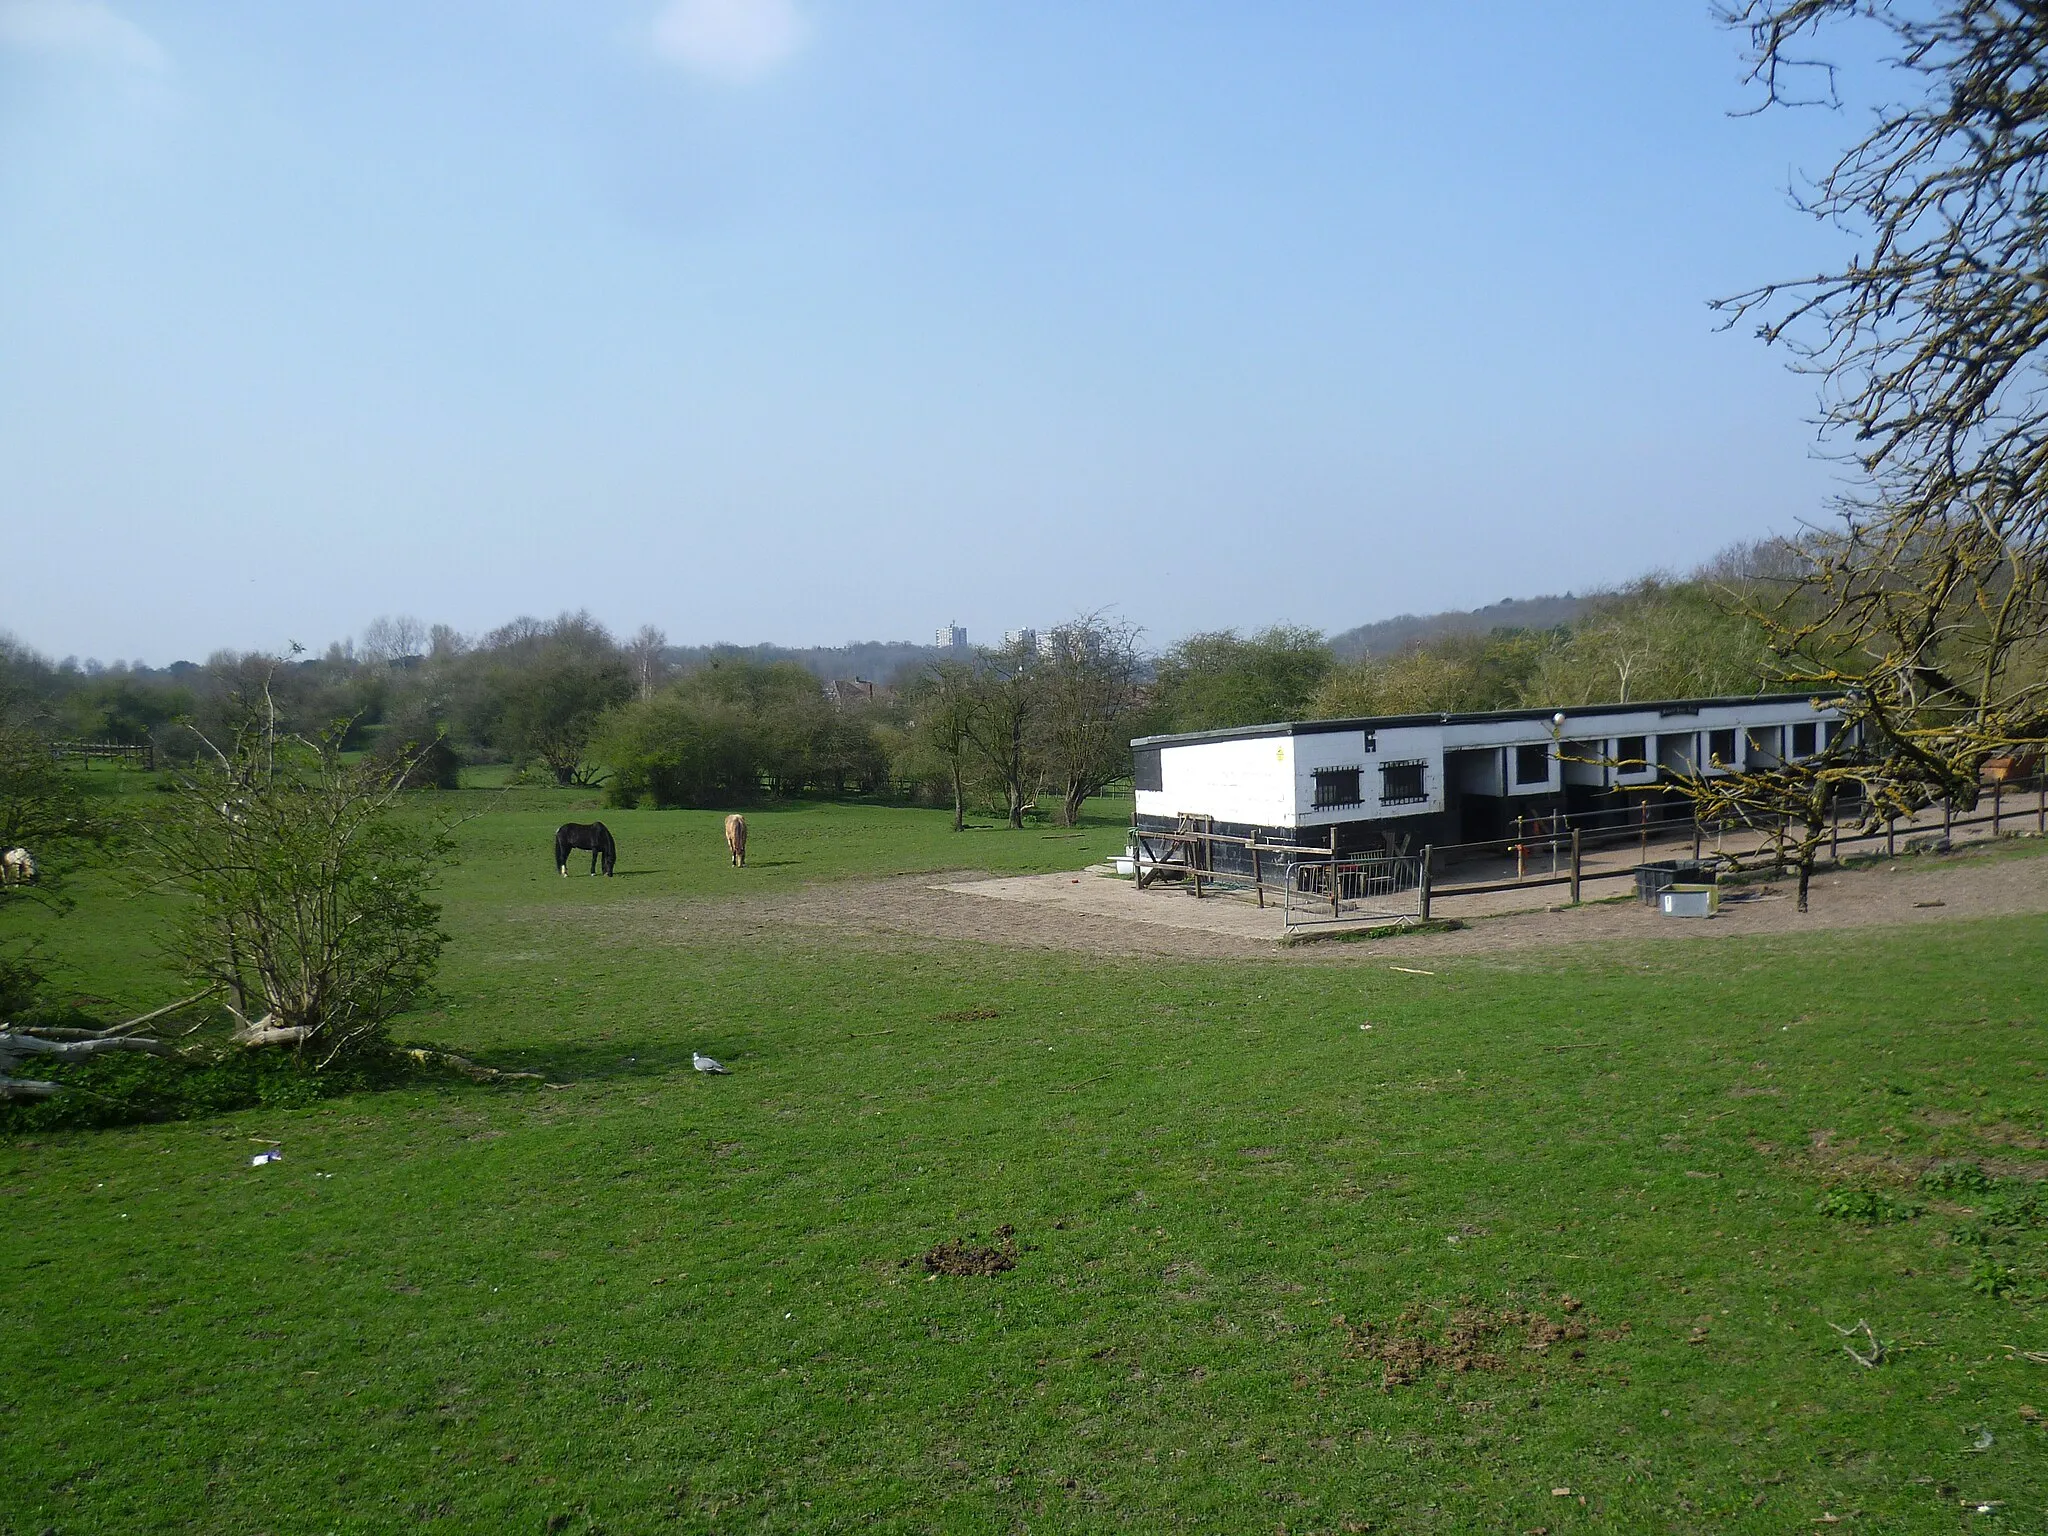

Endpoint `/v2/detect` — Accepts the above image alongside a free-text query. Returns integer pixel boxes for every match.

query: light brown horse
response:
[724,813,747,868]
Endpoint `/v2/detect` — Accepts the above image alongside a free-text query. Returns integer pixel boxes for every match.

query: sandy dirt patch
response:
[577,870,1279,959]
[1370,842,2048,959]
[559,841,2048,964]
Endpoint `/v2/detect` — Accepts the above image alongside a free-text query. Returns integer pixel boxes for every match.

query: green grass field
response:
[4,786,2047,1532]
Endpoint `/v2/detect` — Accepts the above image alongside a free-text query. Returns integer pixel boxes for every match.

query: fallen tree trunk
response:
[0,1030,177,1100]
[228,1017,318,1049]
[219,1003,319,1050]
[0,1032,176,1067]
[0,991,216,1100]
[17,989,221,1043]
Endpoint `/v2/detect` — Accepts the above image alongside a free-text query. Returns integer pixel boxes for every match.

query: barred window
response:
[1380,761,1427,805]
[1313,767,1362,809]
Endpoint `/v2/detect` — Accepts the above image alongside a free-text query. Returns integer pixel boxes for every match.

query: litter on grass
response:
[250,1149,282,1166]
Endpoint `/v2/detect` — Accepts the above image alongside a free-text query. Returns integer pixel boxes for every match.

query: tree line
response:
[0,559,1803,824]
[1145,557,1793,734]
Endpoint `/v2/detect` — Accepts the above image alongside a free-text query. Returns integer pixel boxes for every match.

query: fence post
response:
[1692,816,1702,862]
[1419,844,1433,922]
[1943,796,1952,842]
[1550,810,1560,876]
[2038,776,2045,835]
[1569,828,1582,905]
[1329,827,1340,919]
[1993,779,2003,836]
[1250,837,1264,909]
[1887,815,1896,858]
[1515,815,1525,880]
[1638,799,1649,863]
[1830,797,1839,863]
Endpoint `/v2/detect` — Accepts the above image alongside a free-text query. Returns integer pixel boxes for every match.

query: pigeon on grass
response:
[692,1052,729,1074]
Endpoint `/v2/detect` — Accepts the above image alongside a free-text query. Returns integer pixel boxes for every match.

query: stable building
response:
[1130,693,1847,872]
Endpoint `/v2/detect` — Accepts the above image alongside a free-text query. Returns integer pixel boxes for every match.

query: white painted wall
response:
[1135,698,1846,830]
[1136,734,1296,827]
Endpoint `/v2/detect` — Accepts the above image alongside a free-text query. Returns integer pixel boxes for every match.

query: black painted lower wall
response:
[1132,811,1447,877]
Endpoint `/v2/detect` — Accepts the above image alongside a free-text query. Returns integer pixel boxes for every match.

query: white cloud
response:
[651,0,809,83]
[0,0,167,70]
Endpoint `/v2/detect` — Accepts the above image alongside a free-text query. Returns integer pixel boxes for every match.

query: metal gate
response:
[1282,854,1424,930]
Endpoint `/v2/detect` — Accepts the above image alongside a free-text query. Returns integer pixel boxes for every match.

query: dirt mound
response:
[1332,1296,1625,1388]
[922,1224,1019,1277]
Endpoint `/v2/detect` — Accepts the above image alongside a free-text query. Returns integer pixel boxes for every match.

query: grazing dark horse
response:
[555,822,617,878]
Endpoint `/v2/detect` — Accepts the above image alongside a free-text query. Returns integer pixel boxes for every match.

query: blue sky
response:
[2,1,1860,664]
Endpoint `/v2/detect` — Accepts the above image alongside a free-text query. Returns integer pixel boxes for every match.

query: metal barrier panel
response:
[1282,855,1423,929]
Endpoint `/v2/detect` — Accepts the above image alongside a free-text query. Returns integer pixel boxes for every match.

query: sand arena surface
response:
[571,839,2048,962]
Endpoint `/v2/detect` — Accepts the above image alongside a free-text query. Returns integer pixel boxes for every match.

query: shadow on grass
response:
[425,1038,728,1090]
[0,1036,739,1135]
[0,1046,436,1134]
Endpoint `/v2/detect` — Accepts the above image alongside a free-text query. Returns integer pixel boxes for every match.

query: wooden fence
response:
[50,740,154,770]
[1132,771,2048,925]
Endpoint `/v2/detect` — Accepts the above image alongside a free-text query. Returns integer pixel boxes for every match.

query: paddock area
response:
[563,830,2048,962]
[11,784,2048,1532]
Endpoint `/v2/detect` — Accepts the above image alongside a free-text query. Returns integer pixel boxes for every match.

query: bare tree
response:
[625,625,669,702]
[1032,614,1144,826]
[360,614,429,664]
[1671,731,1903,913]
[908,658,981,831]
[1718,1,2048,802]
[427,623,469,661]
[965,639,1040,830]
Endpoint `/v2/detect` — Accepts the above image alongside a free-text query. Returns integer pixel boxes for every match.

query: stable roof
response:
[1129,691,1844,749]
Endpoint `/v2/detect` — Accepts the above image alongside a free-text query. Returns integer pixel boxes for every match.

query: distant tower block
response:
[935,622,968,651]
[1003,627,1037,653]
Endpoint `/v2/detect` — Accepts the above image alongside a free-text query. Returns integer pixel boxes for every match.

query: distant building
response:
[935,623,968,651]
[1002,627,1037,653]
[825,678,877,707]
